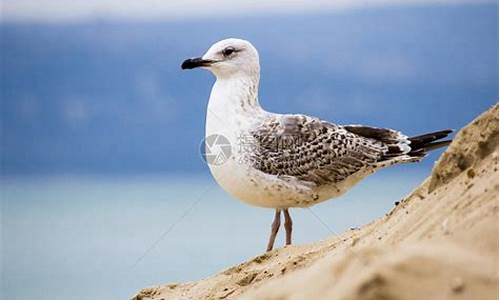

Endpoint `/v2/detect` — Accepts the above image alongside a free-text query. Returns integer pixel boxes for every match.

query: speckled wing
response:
[248,115,409,186]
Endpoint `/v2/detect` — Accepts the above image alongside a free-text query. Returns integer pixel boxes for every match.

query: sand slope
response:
[133,104,498,300]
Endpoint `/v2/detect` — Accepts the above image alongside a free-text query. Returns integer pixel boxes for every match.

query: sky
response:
[1,0,496,22]
[1,2,498,174]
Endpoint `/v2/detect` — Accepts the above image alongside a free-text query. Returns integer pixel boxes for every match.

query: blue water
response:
[1,167,429,300]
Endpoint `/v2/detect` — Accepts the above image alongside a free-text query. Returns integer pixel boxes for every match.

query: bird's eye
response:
[222,47,236,57]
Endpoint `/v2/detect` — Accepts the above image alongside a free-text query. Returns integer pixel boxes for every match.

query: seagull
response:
[181,38,452,251]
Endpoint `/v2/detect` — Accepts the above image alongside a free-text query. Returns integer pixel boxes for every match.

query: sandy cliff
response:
[133,104,499,300]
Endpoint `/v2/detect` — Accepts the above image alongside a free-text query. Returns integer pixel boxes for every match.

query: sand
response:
[132,103,499,300]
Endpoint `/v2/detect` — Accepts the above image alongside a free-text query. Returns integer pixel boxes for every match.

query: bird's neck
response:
[211,74,262,112]
[206,75,266,135]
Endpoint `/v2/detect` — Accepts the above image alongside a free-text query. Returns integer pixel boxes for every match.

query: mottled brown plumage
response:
[248,115,451,187]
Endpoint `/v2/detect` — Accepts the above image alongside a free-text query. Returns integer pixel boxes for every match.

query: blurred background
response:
[1,1,498,299]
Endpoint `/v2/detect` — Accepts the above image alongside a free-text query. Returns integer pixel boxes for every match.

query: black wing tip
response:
[409,129,454,143]
[408,129,453,156]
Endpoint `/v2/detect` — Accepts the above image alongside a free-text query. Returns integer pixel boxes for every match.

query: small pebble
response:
[451,277,465,293]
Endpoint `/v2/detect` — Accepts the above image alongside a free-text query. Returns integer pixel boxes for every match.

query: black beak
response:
[181,57,214,70]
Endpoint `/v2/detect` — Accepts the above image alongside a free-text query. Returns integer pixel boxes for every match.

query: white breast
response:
[205,77,269,206]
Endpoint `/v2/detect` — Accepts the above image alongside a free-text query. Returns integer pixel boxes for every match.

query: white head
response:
[181,38,260,79]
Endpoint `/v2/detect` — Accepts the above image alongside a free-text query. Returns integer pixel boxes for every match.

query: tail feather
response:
[344,125,453,160]
[408,129,453,156]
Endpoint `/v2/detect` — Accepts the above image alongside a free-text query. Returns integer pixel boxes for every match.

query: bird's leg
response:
[283,208,293,246]
[266,209,281,251]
